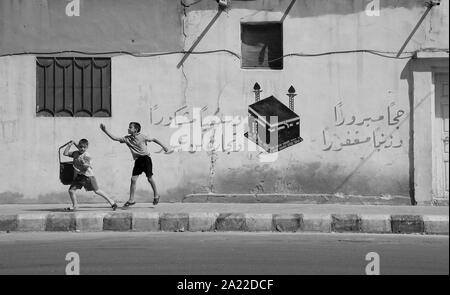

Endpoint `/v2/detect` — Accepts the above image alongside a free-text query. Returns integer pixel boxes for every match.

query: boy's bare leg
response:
[128,176,139,203]
[68,188,79,209]
[147,177,159,199]
[94,189,116,206]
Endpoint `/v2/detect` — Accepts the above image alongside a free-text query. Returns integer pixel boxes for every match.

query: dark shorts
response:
[132,155,153,177]
[69,174,99,192]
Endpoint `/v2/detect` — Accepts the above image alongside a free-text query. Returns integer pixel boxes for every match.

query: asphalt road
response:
[0,232,448,275]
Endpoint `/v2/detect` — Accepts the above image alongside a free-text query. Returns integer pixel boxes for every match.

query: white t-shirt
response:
[69,151,95,177]
[119,133,151,160]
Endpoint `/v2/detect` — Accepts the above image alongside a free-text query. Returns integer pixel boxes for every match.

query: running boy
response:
[63,139,118,211]
[100,122,169,207]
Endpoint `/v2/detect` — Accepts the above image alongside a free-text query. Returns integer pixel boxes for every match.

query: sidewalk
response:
[0,203,448,235]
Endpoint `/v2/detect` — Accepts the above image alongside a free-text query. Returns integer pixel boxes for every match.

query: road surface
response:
[0,232,448,275]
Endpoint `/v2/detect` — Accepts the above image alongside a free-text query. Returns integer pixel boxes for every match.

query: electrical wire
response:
[0,48,447,61]
[0,49,241,59]
[267,50,417,62]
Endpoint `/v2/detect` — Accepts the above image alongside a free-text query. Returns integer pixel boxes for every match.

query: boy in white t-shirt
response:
[100,122,170,207]
[63,139,118,211]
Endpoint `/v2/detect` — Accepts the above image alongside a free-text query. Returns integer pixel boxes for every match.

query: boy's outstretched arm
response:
[149,138,170,152]
[100,124,122,142]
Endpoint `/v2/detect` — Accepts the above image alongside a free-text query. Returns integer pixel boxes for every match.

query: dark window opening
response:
[36,57,111,117]
[241,22,283,70]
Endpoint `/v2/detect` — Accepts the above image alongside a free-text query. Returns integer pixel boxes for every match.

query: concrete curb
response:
[17,213,47,232]
[391,215,424,234]
[46,213,76,231]
[189,213,219,232]
[215,213,246,231]
[75,212,107,232]
[0,212,448,235]
[273,214,302,232]
[103,212,132,231]
[0,214,18,232]
[331,214,361,233]
[132,212,160,232]
[302,214,332,233]
[160,213,189,232]
[245,214,273,232]
[360,214,392,234]
[422,215,449,235]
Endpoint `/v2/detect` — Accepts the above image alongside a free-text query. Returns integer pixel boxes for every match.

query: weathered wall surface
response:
[0,0,183,54]
[0,0,448,203]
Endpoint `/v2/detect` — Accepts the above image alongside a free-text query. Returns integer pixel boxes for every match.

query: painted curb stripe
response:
[0,213,447,235]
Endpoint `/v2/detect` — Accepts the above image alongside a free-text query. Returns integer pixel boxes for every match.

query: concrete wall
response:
[0,0,448,203]
[0,0,182,54]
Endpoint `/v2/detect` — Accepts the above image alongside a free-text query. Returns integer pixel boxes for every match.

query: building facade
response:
[0,0,448,205]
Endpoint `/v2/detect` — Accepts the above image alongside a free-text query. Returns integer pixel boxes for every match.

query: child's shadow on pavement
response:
[23,206,157,212]
[24,207,114,212]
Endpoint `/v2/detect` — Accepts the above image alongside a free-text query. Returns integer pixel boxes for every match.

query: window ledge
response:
[240,11,284,23]
[414,50,449,59]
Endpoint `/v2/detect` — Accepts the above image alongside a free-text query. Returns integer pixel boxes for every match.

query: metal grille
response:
[36,57,111,117]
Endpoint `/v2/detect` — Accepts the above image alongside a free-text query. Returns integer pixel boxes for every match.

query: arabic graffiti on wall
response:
[322,101,406,152]
[147,84,304,162]
[150,104,248,154]
[149,103,281,163]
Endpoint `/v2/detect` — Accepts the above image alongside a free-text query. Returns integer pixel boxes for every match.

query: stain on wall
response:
[0,120,18,143]
[1,0,440,56]
[183,0,426,17]
[0,192,25,204]
[212,161,409,196]
[0,0,183,55]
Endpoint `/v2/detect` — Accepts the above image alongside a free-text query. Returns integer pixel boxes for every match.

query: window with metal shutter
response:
[36,57,111,117]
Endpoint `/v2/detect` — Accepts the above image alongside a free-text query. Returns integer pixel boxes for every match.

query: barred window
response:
[241,22,283,70]
[36,57,111,117]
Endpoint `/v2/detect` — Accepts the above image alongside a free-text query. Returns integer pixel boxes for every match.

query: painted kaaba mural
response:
[245,83,303,153]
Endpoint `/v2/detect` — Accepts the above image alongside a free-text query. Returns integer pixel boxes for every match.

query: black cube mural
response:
[245,84,303,153]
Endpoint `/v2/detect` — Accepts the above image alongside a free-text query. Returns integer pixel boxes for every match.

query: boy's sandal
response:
[123,201,136,208]
[153,195,160,206]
